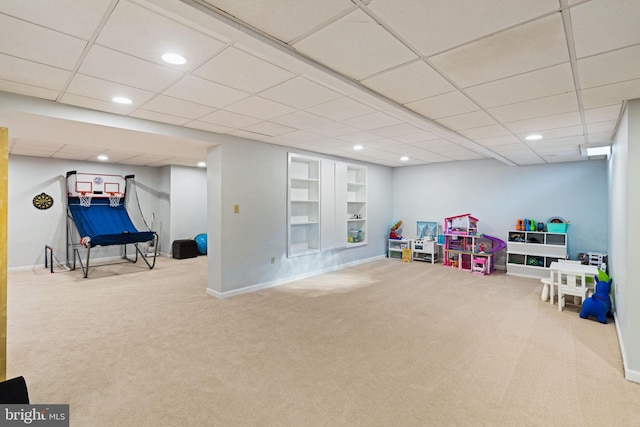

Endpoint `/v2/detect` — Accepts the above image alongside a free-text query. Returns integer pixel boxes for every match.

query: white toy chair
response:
[557,267,588,311]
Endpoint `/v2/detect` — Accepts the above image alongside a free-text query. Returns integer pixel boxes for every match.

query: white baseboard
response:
[614,312,640,383]
[207,254,386,299]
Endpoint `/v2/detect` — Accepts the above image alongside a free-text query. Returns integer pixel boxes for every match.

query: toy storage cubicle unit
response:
[412,220,439,263]
[442,213,506,275]
[506,221,568,279]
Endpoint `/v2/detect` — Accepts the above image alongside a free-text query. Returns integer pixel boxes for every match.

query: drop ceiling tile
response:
[259,77,342,109]
[336,131,384,144]
[408,138,459,151]
[459,125,512,140]
[79,45,184,92]
[97,1,226,69]
[465,63,575,108]
[185,121,234,134]
[503,111,582,134]
[198,110,262,128]
[59,93,136,115]
[293,9,418,80]
[66,74,154,105]
[224,96,296,120]
[399,149,451,163]
[430,14,568,87]
[200,0,355,43]
[163,75,249,109]
[243,121,297,137]
[195,47,295,93]
[393,131,441,143]
[227,129,271,140]
[584,105,622,124]
[361,61,455,104]
[406,91,479,120]
[0,0,112,39]
[482,142,525,153]
[515,125,584,141]
[0,80,59,100]
[308,122,359,137]
[0,54,70,91]
[578,45,640,89]
[586,120,617,134]
[489,92,579,123]
[531,135,585,149]
[436,110,497,131]
[581,79,640,109]
[0,14,86,70]
[277,130,326,143]
[270,111,332,129]
[370,123,423,138]
[475,135,520,147]
[141,95,215,120]
[341,112,402,130]
[306,97,376,121]
[352,147,404,162]
[129,109,191,125]
[369,0,559,56]
[571,0,640,58]
[438,149,485,161]
[587,131,614,143]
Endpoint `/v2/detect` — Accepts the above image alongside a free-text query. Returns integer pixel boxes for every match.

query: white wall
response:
[157,166,171,256]
[169,165,207,247]
[610,99,640,382]
[392,158,608,266]
[8,155,161,269]
[207,139,393,295]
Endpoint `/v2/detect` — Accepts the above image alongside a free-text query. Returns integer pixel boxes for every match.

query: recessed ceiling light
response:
[97,154,108,161]
[112,96,132,105]
[197,161,206,168]
[353,145,364,151]
[400,156,409,162]
[525,134,543,141]
[162,53,186,65]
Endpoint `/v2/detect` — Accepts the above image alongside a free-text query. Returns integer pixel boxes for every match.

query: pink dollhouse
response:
[443,213,506,275]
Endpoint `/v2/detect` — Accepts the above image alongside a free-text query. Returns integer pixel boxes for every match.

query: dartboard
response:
[33,192,54,210]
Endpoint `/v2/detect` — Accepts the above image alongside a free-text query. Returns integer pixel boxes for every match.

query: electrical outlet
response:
[233,204,239,214]
[271,256,275,264]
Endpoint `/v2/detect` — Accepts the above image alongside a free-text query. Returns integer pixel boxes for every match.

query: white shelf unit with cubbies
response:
[288,154,321,257]
[506,230,567,279]
[388,239,411,260]
[346,165,367,246]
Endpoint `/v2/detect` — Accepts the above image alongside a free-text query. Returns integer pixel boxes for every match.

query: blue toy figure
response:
[580,276,612,324]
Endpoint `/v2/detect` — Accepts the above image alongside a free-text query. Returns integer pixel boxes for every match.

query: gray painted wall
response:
[169,165,208,246]
[206,138,393,295]
[392,158,608,266]
[610,99,640,382]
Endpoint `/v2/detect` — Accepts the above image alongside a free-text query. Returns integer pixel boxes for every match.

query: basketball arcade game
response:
[66,171,158,278]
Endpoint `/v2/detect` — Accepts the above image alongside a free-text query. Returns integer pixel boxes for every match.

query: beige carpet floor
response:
[7,256,640,426]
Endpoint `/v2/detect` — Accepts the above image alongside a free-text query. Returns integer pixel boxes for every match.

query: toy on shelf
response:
[443,213,505,275]
[389,220,403,239]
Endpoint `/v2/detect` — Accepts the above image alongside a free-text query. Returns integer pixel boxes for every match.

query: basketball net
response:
[79,192,92,208]
[109,192,121,208]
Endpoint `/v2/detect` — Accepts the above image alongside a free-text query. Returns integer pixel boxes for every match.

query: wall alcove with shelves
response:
[287,153,367,257]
